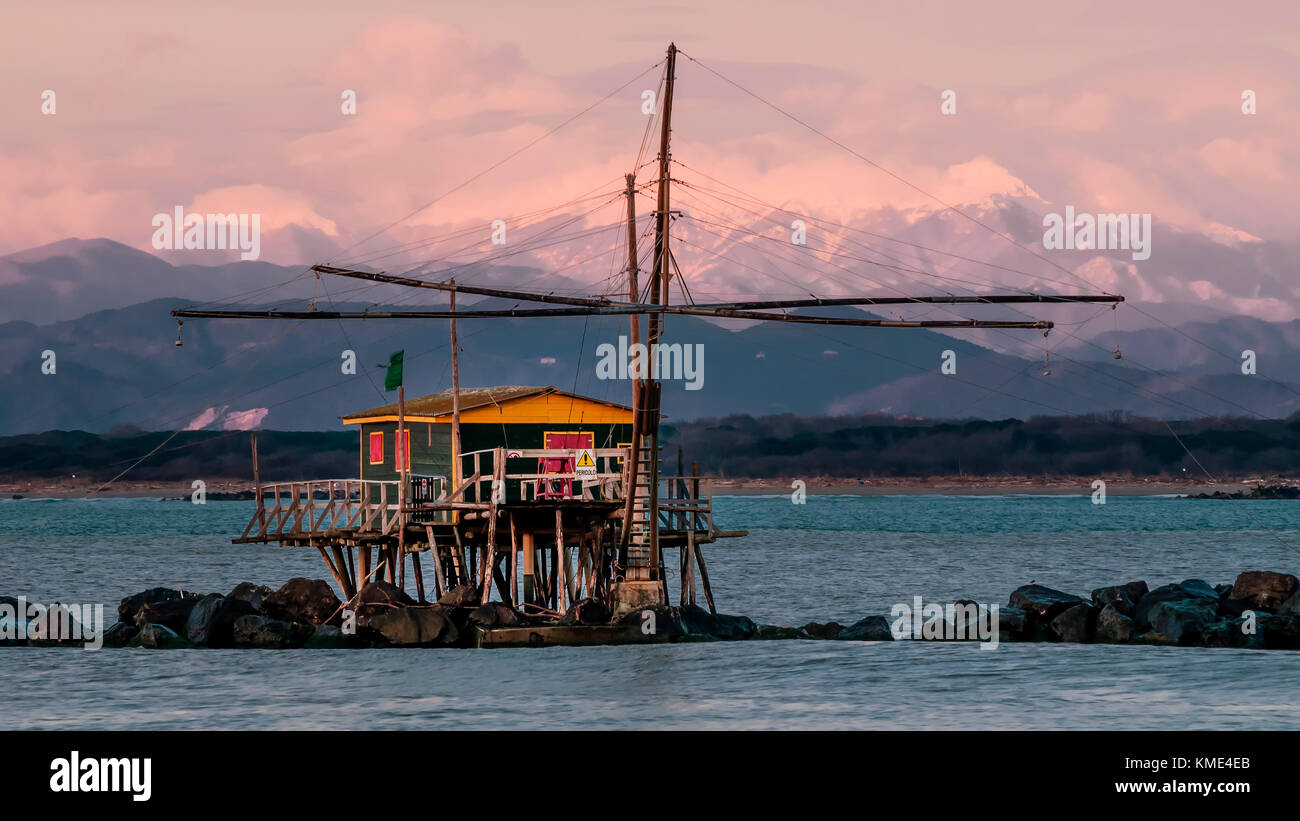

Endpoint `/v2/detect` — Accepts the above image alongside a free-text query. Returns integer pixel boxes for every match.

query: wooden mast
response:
[619,174,641,558]
[645,42,677,586]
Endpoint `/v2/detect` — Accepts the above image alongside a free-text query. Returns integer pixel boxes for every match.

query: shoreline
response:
[0,476,1267,499]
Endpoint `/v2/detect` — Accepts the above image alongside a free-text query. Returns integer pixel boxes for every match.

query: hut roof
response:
[341,385,632,423]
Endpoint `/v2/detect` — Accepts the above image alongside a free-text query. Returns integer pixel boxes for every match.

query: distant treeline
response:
[0,428,354,482]
[3,413,1300,481]
[662,412,1300,479]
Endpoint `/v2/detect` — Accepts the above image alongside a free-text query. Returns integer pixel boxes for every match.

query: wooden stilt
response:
[509,514,519,609]
[317,545,350,600]
[695,542,716,615]
[358,545,372,590]
[555,509,568,613]
[331,545,356,600]
[522,529,536,606]
[412,552,426,604]
[426,525,446,601]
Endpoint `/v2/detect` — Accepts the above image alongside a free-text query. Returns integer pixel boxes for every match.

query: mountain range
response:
[1,232,1298,435]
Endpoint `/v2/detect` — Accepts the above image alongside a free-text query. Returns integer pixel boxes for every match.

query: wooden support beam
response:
[425,525,446,601]
[554,510,567,613]
[509,513,519,609]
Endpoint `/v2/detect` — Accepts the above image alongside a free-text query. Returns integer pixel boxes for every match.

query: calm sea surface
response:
[3,494,1299,730]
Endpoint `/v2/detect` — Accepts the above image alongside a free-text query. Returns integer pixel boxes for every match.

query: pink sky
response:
[3,1,1298,315]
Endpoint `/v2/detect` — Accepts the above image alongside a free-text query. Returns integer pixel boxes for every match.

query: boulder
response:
[1202,617,1265,649]
[616,605,684,638]
[752,625,809,640]
[260,578,341,626]
[800,621,844,640]
[678,604,756,640]
[1050,603,1097,643]
[558,598,610,626]
[1009,584,1086,625]
[231,615,310,648]
[1090,581,1148,617]
[471,602,524,628]
[1146,600,1217,645]
[185,594,257,647]
[118,587,189,624]
[227,582,274,610]
[997,605,1027,637]
[1225,571,1299,615]
[1095,604,1136,644]
[1132,580,1218,629]
[360,607,458,647]
[127,624,194,649]
[438,584,480,608]
[101,621,139,648]
[134,596,202,633]
[837,615,895,641]
[1257,614,1300,650]
[354,581,415,616]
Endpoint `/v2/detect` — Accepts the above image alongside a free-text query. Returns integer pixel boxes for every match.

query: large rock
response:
[559,598,610,626]
[185,594,257,647]
[101,621,139,648]
[616,605,684,638]
[360,607,458,647]
[800,621,844,640]
[1202,617,1265,649]
[261,578,341,626]
[127,624,194,649]
[471,602,524,628]
[1095,604,1136,644]
[678,604,756,640]
[997,605,1026,639]
[231,615,310,648]
[837,615,894,641]
[438,584,480,608]
[1257,614,1300,650]
[134,596,202,633]
[119,587,189,624]
[1050,603,1097,643]
[1147,600,1217,645]
[227,582,274,610]
[1225,571,1299,615]
[1132,580,1218,629]
[1090,581,1148,617]
[1009,584,1086,626]
[354,581,415,616]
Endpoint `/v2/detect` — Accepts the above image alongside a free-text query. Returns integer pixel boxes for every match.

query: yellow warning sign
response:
[574,448,598,480]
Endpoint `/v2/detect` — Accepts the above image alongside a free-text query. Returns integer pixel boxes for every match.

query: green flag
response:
[383,350,404,391]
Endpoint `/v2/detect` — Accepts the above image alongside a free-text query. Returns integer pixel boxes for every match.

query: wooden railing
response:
[456,447,628,504]
[238,479,412,542]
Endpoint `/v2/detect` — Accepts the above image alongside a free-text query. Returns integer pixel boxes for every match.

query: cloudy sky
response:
[4,1,1298,316]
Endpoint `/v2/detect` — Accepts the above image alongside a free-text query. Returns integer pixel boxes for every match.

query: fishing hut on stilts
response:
[173,43,1123,634]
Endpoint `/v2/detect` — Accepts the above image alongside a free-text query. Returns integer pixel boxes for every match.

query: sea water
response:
[2,494,1298,730]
